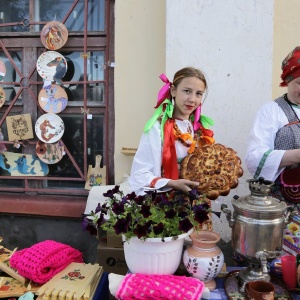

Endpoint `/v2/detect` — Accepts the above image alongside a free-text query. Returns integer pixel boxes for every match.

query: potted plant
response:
[82,185,217,274]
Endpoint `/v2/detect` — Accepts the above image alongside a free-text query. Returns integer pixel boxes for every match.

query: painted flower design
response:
[61,269,85,281]
[287,222,300,233]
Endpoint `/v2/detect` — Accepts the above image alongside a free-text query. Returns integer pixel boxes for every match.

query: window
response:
[0,0,115,200]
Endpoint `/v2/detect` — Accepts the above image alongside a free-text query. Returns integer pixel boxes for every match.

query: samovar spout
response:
[221,203,234,228]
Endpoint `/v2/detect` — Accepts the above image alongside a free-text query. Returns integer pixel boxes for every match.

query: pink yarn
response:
[9,240,83,284]
[115,273,205,300]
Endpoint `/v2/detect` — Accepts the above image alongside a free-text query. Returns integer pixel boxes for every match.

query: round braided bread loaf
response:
[180,143,243,200]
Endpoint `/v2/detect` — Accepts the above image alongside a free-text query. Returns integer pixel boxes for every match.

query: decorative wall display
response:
[35,113,65,143]
[36,51,67,83]
[6,114,34,141]
[38,84,68,113]
[0,152,49,176]
[40,20,68,50]
[0,86,5,108]
[0,58,6,81]
[36,139,65,164]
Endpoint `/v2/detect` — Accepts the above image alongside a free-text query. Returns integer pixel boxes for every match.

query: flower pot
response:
[183,230,224,290]
[122,230,193,275]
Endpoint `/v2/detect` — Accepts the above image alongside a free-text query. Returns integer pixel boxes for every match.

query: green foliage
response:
[82,186,212,241]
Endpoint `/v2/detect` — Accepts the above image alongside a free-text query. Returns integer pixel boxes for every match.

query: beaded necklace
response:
[173,120,194,148]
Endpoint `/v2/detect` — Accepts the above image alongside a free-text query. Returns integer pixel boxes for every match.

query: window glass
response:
[0,0,105,32]
[63,51,104,103]
[46,114,104,188]
[37,0,105,32]
[0,0,30,32]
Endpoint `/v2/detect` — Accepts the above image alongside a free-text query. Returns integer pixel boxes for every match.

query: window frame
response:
[0,0,115,217]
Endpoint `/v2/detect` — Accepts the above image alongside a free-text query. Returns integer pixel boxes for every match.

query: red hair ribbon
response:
[162,119,179,180]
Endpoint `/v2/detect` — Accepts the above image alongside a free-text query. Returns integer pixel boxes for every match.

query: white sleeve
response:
[245,101,286,181]
[128,122,170,195]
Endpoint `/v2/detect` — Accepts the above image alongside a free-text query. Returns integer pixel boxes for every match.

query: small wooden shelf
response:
[121,147,137,156]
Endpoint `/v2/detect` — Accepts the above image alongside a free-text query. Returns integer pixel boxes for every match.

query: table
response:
[207,274,300,300]
[93,272,110,300]
[93,270,300,300]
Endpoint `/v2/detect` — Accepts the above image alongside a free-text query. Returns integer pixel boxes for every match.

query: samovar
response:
[221,177,294,292]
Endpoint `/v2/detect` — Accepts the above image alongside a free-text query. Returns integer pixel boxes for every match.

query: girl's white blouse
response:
[128,119,193,195]
[245,100,300,181]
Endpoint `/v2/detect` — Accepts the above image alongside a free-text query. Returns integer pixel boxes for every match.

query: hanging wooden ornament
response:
[0,58,6,81]
[6,113,34,141]
[0,86,5,108]
[35,113,65,143]
[36,51,67,84]
[40,20,68,50]
[38,84,68,113]
[36,139,65,164]
[85,155,107,190]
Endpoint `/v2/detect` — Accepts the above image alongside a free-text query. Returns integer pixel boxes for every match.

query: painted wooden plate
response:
[0,59,6,81]
[0,87,5,108]
[40,20,68,50]
[36,51,67,83]
[38,84,68,113]
[36,139,65,164]
[35,113,64,143]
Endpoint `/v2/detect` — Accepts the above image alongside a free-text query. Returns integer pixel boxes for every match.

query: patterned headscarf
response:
[280,46,300,87]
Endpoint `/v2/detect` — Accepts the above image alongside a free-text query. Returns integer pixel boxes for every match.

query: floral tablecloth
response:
[205,268,300,300]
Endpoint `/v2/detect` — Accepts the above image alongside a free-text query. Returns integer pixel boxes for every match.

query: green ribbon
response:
[200,114,214,129]
[144,99,173,141]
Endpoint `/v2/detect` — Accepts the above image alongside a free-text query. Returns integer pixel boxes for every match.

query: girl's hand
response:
[166,179,199,193]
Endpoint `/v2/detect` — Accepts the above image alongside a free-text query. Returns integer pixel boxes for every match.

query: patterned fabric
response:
[274,97,300,149]
[280,46,300,86]
[271,96,300,201]
[283,215,300,256]
[116,273,205,300]
[253,149,272,179]
[10,240,83,284]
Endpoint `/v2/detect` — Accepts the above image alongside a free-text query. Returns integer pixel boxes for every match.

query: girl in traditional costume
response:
[128,67,215,229]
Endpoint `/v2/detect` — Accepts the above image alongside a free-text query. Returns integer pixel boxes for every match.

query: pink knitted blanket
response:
[115,273,205,300]
[10,240,83,284]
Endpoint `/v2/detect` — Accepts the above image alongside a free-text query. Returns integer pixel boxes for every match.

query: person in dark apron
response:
[245,46,300,256]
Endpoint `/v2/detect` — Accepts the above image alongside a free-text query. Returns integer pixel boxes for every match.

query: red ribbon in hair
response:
[162,119,179,180]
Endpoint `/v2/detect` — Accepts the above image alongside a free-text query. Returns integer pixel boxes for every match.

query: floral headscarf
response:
[280,46,300,87]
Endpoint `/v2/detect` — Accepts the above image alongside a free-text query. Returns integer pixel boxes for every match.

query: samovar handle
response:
[221,204,234,228]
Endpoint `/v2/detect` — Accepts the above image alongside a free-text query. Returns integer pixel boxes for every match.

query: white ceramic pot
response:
[183,230,224,290]
[122,229,193,275]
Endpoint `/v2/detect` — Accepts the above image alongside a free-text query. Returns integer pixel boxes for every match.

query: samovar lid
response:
[232,177,287,213]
